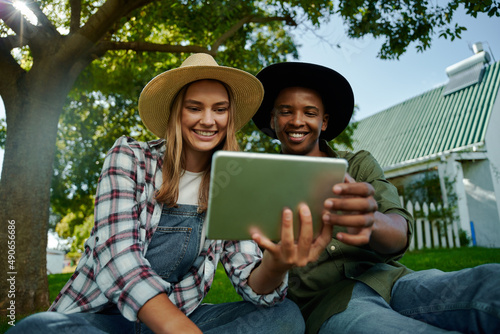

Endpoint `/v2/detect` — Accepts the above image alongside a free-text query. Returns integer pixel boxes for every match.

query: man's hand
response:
[322,174,378,246]
[322,173,408,254]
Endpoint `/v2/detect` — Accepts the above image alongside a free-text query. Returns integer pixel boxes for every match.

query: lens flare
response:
[12,0,38,25]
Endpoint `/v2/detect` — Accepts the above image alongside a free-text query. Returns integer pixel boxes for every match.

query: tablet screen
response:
[205,151,347,241]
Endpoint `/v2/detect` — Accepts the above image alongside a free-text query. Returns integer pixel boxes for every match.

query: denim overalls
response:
[145,204,205,283]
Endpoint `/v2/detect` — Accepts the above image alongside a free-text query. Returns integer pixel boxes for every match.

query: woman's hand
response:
[248,204,333,294]
[255,204,333,271]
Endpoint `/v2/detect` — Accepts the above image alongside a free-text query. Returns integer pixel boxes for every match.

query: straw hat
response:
[252,62,354,141]
[139,53,264,138]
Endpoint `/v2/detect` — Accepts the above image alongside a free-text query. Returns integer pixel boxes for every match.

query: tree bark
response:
[0,63,80,317]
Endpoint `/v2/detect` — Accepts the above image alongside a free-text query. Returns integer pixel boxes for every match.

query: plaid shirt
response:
[49,136,287,321]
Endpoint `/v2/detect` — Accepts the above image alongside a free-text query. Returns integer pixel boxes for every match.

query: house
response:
[349,43,500,248]
[47,249,66,274]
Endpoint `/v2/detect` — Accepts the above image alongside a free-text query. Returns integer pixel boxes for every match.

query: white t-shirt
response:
[178,170,203,205]
[178,170,206,252]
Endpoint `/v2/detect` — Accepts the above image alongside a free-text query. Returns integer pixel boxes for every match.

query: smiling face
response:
[181,80,230,170]
[271,87,329,156]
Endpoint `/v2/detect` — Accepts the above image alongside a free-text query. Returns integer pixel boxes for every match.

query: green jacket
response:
[288,140,414,334]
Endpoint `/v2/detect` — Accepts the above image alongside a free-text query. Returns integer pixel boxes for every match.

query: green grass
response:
[399,246,500,272]
[202,265,243,304]
[48,273,73,302]
[3,247,499,332]
[38,247,500,306]
[44,266,243,306]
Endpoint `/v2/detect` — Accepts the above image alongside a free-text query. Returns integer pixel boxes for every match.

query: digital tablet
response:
[205,151,348,241]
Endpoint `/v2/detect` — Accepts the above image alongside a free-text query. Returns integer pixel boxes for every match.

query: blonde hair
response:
[155,80,239,211]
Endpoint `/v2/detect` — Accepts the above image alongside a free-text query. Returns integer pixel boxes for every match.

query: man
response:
[252,62,500,334]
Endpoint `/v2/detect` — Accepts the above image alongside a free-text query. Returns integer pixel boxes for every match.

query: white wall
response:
[462,160,500,247]
[484,85,500,242]
[439,156,472,239]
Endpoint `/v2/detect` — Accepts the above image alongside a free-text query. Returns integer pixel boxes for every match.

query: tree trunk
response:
[0,66,77,318]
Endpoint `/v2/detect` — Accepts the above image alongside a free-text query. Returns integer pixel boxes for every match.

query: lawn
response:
[398,246,500,272]
[47,247,500,304]
[46,263,243,306]
[3,247,499,332]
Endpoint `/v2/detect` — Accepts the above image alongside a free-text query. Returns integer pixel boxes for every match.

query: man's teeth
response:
[195,130,216,136]
[289,133,305,138]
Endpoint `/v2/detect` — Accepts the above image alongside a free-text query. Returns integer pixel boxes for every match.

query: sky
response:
[0,7,499,174]
[295,8,500,121]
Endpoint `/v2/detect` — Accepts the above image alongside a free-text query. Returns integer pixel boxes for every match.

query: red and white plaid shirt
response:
[49,136,287,321]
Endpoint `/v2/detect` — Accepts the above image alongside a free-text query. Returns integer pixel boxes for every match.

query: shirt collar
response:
[319,139,338,158]
[148,138,165,148]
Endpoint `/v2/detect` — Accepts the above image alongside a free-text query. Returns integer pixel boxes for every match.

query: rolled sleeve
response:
[221,240,287,306]
[347,150,414,258]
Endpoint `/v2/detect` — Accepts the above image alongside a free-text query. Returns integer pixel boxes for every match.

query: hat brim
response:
[139,64,264,138]
[252,62,354,141]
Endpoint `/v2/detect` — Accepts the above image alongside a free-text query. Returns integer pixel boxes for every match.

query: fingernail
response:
[283,208,293,220]
[322,213,330,222]
[325,200,333,209]
[300,205,311,216]
[333,185,342,193]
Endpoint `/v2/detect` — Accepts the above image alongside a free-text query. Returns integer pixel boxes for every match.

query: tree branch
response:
[211,15,296,53]
[94,40,211,55]
[0,34,29,50]
[0,2,39,41]
[25,0,58,33]
[211,15,252,52]
[77,0,152,44]
[0,39,25,98]
[70,0,81,33]
[92,13,294,59]
[58,0,154,65]
[0,1,60,52]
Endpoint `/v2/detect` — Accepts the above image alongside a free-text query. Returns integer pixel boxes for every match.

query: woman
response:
[10,54,332,333]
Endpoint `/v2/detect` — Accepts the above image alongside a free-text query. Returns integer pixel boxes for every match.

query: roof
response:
[350,60,500,168]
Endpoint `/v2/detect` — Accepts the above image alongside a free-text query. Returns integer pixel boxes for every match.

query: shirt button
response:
[330,245,336,251]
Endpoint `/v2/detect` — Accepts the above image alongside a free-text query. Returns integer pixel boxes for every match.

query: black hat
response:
[252,62,354,141]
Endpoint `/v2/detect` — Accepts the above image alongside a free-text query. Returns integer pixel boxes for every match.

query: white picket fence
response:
[403,199,461,250]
